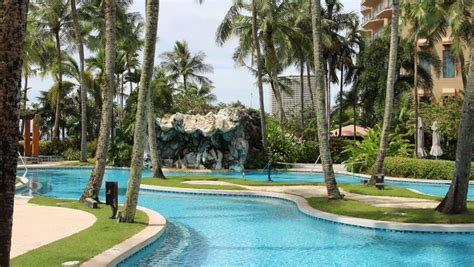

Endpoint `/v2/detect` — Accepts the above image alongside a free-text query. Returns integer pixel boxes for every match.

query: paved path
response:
[183,181,440,209]
[11,197,96,258]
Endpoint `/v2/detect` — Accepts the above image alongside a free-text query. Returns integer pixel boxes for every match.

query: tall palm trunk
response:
[120,0,160,223]
[71,0,88,162]
[251,0,268,155]
[80,0,116,202]
[147,97,165,178]
[0,1,28,265]
[370,0,400,185]
[338,62,343,136]
[306,62,316,114]
[266,37,285,123]
[413,33,419,158]
[52,30,63,144]
[300,62,305,129]
[436,48,474,214]
[20,74,28,136]
[311,0,343,200]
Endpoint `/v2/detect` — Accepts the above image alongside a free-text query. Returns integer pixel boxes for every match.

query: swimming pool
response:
[16,167,474,266]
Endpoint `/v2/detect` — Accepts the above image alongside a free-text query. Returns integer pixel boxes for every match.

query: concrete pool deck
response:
[182,181,440,209]
[11,197,96,258]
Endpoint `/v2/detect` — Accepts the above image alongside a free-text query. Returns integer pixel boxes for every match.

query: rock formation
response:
[155,108,262,171]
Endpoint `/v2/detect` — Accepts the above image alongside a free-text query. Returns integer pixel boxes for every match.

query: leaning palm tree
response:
[370,0,401,185]
[436,0,473,214]
[33,0,71,145]
[311,0,343,199]
[80,0,116,202]
[70,0,88,161]
[119,0,160,223]
[0,1,28,265]
[160,40,213,91]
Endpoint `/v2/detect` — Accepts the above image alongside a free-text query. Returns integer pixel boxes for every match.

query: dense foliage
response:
[383,157,474,180]
[343,126,413,173]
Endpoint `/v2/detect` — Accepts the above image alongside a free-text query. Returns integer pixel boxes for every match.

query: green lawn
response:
[142,175,322,190]
[307,197,474,224]
[338,184,441,200]
[11,197,148,267]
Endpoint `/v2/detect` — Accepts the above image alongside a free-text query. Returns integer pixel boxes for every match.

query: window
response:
[443,47,455,78]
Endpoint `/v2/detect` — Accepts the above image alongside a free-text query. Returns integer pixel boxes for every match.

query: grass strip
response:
[142,175,322,190]
[339,184,442,200]
[307,197,474,224]
[11,197,148,266]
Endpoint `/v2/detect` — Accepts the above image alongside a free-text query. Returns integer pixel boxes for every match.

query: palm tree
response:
[311,0,343,199]
[0,1,28,264]
[33,0,71,145]
[251,0,268,156]
[436,0,473,214]
[80,0,116,202]
[160,40,213,91]
[402,0,446,158]
[370,0,401,185]
[216,0,297,124]
[70,0,88,161]
[436,48,473,214]
[119,0,160,223]
[336,16,364,136]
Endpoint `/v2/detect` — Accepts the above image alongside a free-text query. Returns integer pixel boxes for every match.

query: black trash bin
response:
[105,181,118,218]
[375,173,384,190]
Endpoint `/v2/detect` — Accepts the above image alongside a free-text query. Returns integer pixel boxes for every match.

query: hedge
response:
[383,157,474,180]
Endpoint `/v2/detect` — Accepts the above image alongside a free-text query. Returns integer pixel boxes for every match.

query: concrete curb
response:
[81,206,167,267]
[140,184,474,234]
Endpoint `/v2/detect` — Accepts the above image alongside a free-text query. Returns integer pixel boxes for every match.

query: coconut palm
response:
[160,40,213,91]
[402,0,447,158]
[119,0,160,223]
[33,0,71,144]
[80,0,117,202]
[436,0,473,214]
[336,16,365,136]
[216,0,298,124]
[0,1,28,264]
[311,0,343,199]
[370,0,401,185]
[70,0,88,161]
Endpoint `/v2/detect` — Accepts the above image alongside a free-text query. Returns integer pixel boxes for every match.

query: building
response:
[269,75,317,115]
[360,0,470,100]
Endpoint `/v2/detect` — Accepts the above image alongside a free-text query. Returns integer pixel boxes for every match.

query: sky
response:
[27,0,361,110]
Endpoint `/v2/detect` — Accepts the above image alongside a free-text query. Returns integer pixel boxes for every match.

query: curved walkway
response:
[11,197,96,258]
[183,181,440,209]
[142,184,474,233]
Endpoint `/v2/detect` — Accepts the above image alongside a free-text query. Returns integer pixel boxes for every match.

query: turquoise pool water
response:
[16,167,474,266]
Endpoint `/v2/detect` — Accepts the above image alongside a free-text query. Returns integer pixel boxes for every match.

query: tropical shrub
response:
[383,157,474,180]
[343,126,414,173]
[87,140,98,158]
[63,148,81,160]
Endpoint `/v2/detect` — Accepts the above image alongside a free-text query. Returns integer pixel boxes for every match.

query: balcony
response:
[362,12,384,30]
[361,0,382,7]
[374,0,393,19]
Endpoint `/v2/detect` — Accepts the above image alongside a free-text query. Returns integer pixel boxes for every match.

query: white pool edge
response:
[81,206,167,267]
[140,184,474,234]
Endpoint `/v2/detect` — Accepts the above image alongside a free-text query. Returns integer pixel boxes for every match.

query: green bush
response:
[330,137,350,164]
[383,157,474,180]
[39,141,55,155]
[87,140,98,158]
[63,148,81,160]
[343,126,413,173]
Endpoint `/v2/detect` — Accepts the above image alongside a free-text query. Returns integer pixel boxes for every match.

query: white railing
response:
[18,152,28,179]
